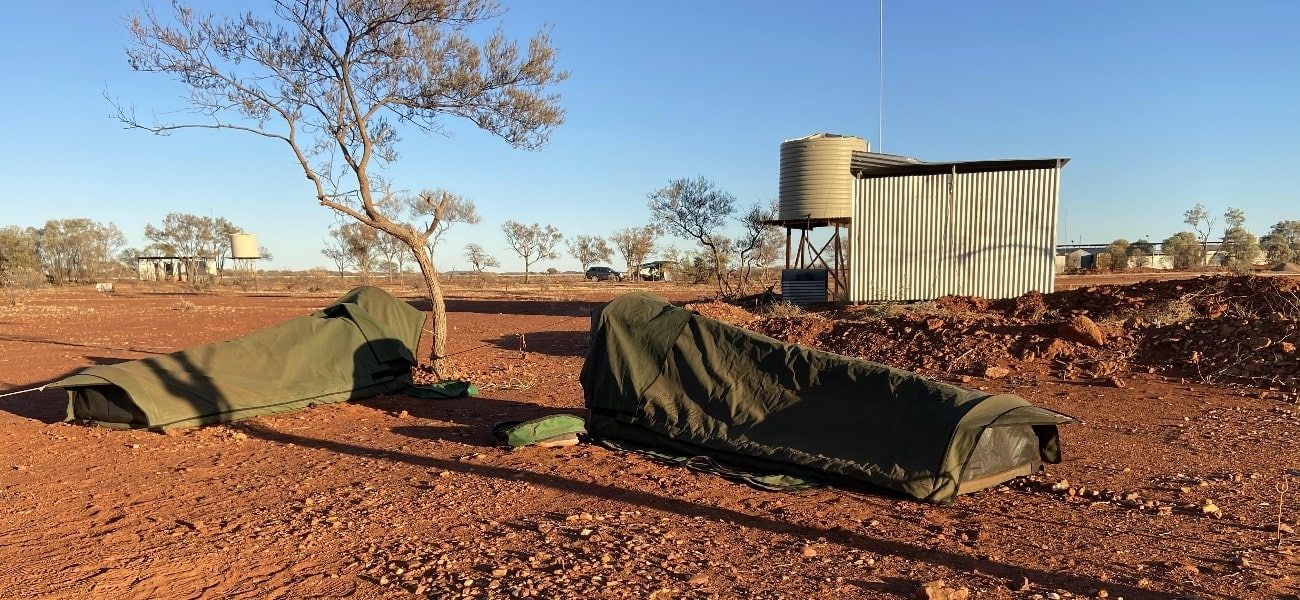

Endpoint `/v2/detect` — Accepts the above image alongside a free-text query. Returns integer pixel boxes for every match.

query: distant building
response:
[1055,241,1266,271]
[1055,248,1093,273]
[637,261,676,281]
[136,256,218,282]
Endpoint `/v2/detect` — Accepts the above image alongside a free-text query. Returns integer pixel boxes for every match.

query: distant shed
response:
[848,157,1068,302]
[136,256,217,282]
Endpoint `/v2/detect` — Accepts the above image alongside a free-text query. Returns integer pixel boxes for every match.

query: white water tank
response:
[230,233,259,259]
[778,133,868,221]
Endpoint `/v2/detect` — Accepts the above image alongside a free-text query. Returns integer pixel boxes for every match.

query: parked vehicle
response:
[585,266,622,282]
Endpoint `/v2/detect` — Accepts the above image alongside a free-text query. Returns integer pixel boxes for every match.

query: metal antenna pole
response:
[878,0,884,152]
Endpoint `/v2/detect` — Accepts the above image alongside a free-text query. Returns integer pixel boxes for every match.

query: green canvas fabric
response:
[50,286,427,430]
[580,292,1075,503]
[596,438,819,491]
[492,414,587,448]
[408,381,480,399]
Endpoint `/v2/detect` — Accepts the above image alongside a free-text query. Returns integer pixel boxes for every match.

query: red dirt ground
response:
[1,282,1298,599]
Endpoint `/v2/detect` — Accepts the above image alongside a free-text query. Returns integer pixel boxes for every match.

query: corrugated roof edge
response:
[851,157,1070,178]
[785,132,868,143]
[849,150,923,167]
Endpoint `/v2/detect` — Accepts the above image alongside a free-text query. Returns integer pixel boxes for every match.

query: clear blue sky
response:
[2,1,1298,270]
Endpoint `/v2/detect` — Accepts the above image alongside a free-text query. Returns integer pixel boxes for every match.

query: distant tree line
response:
[0,212,271,291]
[316,177,784,296]
[1086,204,1293,275]
[0,219,126,286]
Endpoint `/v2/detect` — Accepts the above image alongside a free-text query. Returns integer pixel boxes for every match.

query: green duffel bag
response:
[492,414,587,448]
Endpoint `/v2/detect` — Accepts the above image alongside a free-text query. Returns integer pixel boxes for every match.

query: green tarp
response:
[580,293,1075,503]
[51,286,425,430]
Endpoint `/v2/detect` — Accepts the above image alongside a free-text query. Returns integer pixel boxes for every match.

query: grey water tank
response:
[779,133,868,221]
[781,269,829,304]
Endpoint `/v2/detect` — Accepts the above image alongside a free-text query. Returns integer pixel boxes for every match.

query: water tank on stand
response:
[230,233,259,259]
[778,133,868,221]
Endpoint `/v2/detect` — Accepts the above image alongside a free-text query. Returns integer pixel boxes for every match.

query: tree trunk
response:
[708,245,728,297]
[524,258,531,283]
[410,243,448,378]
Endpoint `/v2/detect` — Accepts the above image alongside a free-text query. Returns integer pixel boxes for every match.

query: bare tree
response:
[567,235,613,272]
[321,222,378,282]
[647,177,736,294]
[406,190,481,265]
[375,232,406,283]
[464,243,500,275]
[144,213,239,282]
[732,202,780,291]
[1261,220,1300,264]
[610,226,658,281]
[0,226,42,290]
[1221,208,1260,274]
[36,219,127,284]
[321,228,355,281]
[1162,232,1202,270]
[501,221,562,282]
[1224,207,1247,230]
[1103,239,1131,272]
[1183,204,1217,268]
[344,222,381,283]
[116,0,566,375]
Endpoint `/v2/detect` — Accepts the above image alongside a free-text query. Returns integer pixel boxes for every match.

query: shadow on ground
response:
[0,388,67,423]
[234,410,1195,600]
[490,330,589,358]
[0,356,139,423]
[421,298,603,318]
[361,392,582,448]
[0,335,168,355]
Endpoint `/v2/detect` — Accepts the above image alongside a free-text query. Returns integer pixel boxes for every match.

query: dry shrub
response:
[864,301,899,320]
[1,267,46,307]
[301,268,336,293]
[762,301,805,318]
[185,277,213,293]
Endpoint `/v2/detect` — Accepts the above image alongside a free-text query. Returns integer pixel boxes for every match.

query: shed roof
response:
[851,152,1069,178]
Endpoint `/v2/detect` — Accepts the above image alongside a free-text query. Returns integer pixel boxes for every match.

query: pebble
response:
[801,546,818,558]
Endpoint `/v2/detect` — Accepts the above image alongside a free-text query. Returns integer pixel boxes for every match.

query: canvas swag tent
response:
[580,293,1075,502]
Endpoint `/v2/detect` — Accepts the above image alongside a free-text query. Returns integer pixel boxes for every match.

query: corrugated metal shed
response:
[853,157,1068,177]
[849,150,924,172]
[849,161,1065,302]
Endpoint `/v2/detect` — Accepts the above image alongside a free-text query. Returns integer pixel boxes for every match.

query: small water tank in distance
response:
[230,233,259,259]
[779,133,868,221]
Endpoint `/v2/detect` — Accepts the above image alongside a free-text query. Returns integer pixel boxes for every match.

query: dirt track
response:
[2,282,1298,599]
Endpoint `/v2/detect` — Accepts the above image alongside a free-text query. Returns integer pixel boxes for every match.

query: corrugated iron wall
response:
[849,167,1060,302]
